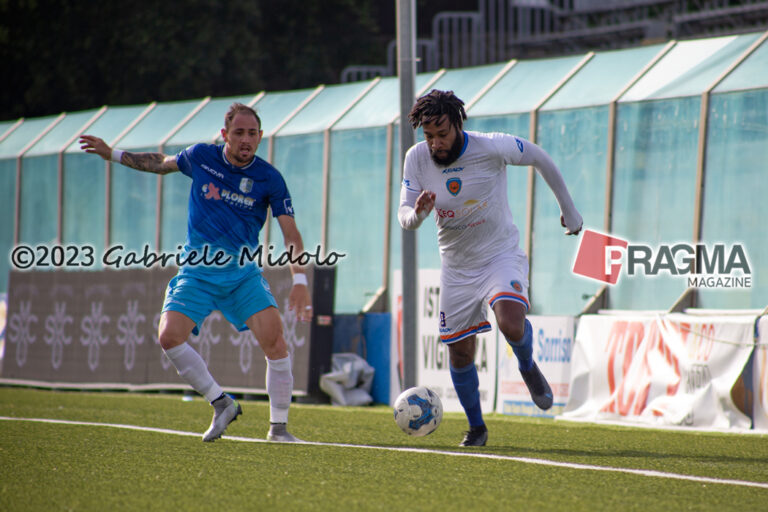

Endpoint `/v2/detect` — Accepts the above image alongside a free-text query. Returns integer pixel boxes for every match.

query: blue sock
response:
[507,319,534,372]
[450,362,484,428]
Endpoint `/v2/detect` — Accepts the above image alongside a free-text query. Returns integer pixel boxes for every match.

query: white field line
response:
[3,415,767,490]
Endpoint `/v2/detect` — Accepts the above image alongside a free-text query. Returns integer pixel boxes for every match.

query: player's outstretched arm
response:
[79,135,178,175]
[276,214,313,323]
[517,140,583,235]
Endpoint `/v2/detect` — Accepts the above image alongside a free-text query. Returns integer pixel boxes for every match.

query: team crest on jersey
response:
[239,177,253,194]
[510,280,523,293]
[446,177,462,196]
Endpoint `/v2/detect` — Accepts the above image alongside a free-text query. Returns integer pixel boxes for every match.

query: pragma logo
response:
[572,229,752,288]
[442,167,464,174]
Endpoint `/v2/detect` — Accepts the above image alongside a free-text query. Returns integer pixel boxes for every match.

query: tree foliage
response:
[0,0,384,120]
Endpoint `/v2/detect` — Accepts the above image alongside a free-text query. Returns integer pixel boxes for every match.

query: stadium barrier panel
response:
[362,312,392,405]
[562,312,759,430]
[2,266,335,402]
[496,315,574,418]
[0,293,5,366]
[331,312,391,404]
[754,316,768,430]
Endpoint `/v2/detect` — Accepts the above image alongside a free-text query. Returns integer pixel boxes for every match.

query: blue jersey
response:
[175,143,293,282]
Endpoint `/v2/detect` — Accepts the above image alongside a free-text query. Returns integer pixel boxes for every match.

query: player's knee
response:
[158,312,196,350]
[448,342,475,368]
[251,312,286,358]
[499,317,525,343]
[158,328,187,351]
[261,335,289,360]
[450,352,474,368]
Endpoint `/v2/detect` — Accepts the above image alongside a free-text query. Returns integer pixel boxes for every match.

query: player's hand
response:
[79,135,112,161]
[289,281,313,322]
[415,190,436,215]
[561,214,583,236]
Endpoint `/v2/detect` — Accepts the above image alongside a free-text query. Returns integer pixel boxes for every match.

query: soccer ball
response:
[393,386,443,437]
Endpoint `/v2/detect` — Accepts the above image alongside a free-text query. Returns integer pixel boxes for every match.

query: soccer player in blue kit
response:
[79,103,310,442]
[399,90,583,446]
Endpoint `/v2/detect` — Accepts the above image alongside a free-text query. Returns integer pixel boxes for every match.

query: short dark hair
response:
[225,102,261,130]
[408,89,467,131]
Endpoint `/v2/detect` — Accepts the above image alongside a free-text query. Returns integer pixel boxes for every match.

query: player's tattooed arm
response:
[78,135,179,174]
[121,152,179,175]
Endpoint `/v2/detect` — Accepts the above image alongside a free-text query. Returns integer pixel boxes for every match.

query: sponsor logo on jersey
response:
[402,178,418,192]
[283,198,294,215]
[239,177,253,194]
[203,182,254,208]
[514,137,524,153]
[446,177,462,196]
[203,182,221,200]
[440,311,446,327]
[442,166,464,174]
[436,199,488,219]
[443,218,486,231]
[201,163,225,179]
[221,189,254,208]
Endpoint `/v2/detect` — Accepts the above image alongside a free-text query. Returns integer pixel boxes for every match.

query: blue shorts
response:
[162,270,278,335]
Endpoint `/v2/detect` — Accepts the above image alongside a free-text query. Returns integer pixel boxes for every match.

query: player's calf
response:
[508,319,553,410]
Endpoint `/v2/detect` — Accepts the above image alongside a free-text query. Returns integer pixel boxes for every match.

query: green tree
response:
[1,0,383,120]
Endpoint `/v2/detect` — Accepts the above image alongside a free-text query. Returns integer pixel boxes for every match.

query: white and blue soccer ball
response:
[393,386,443,437]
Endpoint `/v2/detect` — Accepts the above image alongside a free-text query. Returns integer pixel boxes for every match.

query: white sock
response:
[266,356,293,423]
[164,343,223,403]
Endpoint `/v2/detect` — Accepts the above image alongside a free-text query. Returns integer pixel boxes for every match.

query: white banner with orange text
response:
[562,312,756,430]
[753,316,768,431]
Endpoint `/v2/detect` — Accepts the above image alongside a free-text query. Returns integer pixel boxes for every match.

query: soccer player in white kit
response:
[399,90,583,446]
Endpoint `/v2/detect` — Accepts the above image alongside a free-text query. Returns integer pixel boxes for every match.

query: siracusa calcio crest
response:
[239,177,253,194]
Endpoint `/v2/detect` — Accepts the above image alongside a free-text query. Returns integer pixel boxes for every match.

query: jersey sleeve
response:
[398,145,430,230]
[399,145,423,208]
[268,170,294,218]
[174,144,201,178]
[488,132,527,166]
[509,137,583,233]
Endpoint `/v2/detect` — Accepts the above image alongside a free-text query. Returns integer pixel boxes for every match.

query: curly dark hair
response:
[408,89,467,130]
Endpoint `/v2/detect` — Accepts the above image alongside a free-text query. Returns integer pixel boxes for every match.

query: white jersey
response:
[399,131,582,271]
[401,131,526,269]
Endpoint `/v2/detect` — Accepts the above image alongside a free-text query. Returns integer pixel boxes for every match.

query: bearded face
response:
[422,114,464,167]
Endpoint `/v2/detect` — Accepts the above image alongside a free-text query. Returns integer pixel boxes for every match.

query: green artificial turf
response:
[1,388,766,511]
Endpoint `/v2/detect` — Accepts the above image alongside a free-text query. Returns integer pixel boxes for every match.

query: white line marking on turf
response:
[3,416,768,490]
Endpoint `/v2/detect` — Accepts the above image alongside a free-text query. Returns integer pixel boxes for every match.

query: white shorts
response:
[438,247,529,344]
